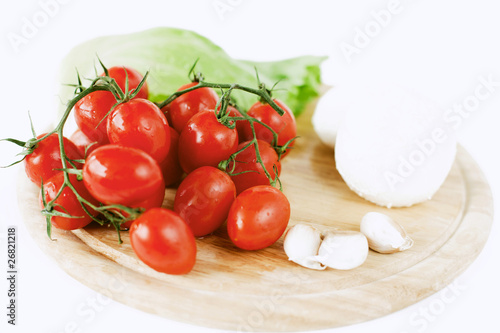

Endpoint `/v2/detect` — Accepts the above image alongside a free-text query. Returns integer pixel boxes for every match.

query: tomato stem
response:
[156,81,285,116]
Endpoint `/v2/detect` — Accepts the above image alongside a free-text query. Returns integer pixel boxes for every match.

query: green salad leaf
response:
[58,27,325,116]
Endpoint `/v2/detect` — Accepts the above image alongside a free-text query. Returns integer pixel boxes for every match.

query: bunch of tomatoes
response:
[11,63,297,275]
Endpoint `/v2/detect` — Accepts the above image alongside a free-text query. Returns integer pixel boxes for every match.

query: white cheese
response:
[334,84,457,208]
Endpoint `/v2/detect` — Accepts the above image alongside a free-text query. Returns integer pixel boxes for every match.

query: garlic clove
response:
[283,224,326,270]
[360,212,414,254]
[313,230,368,270]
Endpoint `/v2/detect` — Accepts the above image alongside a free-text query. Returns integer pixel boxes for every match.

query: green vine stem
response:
[156,80,285,116]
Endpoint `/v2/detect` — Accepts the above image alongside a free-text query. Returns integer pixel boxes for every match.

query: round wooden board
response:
[18,103,494,332]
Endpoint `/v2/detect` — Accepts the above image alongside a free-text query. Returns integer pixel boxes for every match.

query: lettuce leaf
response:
[58,27,325,116]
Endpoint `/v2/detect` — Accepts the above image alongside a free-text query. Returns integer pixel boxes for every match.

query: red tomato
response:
[240,99,297,157]
[178,111,238,173]
[83,145,165,206]
[174,166,236,237]
[74,90,115,145]
[25,133,82,187]
[107,98,170,163]
[70,129,102,158]
[105,66,149,99]
[227,185,290,250]
[159,127,184,187]
[162,82,218,133]
[129,208,196,275]
[228,140,281,194]
[40,173,99,230]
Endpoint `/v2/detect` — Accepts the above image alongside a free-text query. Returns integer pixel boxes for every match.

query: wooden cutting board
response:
[18,102,494,332]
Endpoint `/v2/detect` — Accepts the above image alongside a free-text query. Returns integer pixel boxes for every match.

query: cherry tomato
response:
[228,140,281,194]
[105,66,149,99]
[240,99,296,157]
[129,208,196,275]
[83,144,165,206]
[178,111,238,173]
[70,129,102,158]
[25,133,82,187]
[227,185,290,250]
[73,90,115,145]
[159,127,184,187]
[40,173,99,230]
[107,98,170,163]
[174,166,236,237]
[162,82,218,133]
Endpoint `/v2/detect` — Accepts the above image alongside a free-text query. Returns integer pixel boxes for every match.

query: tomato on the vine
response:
[70,129,102,158]
[105,66,149,99]
[83,144,165,206]
[227,185,290,250]
[178,111,238,173]
[107,98,170,163]
[40,173,99,230]
[240,99,296,157]
[228,140,281,194]
[129,208,196,275]
[25,133,82,187]
[73,90,115,145]
[162,82,219,133]
[159,127,184,187]
[174,166,236,237]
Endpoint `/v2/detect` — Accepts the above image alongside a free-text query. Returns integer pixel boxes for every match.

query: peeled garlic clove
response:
[313,231,368,270]
[283,224,326,270]
[360,212,414,254]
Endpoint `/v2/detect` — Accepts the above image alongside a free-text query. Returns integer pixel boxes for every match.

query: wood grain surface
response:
[17,103,494,332]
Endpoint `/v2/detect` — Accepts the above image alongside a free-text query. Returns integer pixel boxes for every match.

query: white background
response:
[0,0,499,332]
